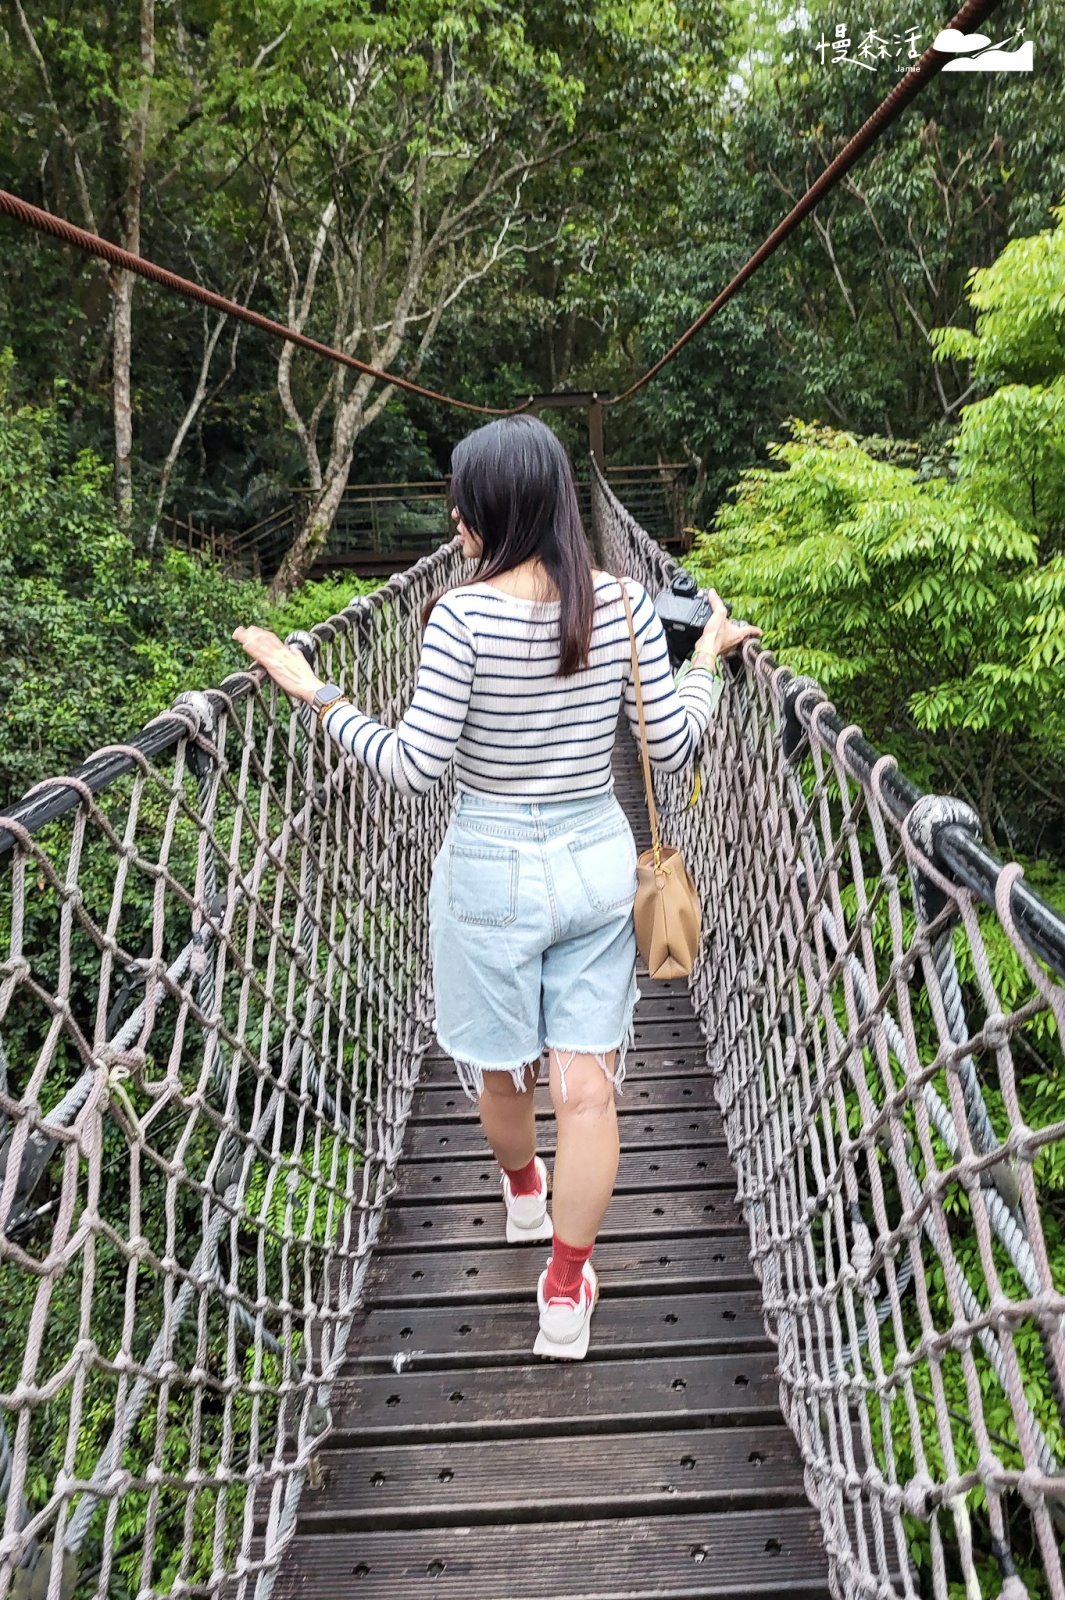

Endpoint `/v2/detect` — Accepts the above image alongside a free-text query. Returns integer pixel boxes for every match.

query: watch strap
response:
[313,684,348,724]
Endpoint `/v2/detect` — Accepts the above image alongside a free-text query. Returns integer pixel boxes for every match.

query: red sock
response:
[544,1236,593,1302]
[503,1155,541,1197]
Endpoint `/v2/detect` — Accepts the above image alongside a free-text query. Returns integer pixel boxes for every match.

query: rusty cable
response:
[0,186,529,416]
[605,0,1005,406]
[0,0,1003,415]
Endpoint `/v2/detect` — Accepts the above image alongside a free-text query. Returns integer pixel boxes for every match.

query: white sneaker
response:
[501,1156,553,1244]
[533,1260,599,1360]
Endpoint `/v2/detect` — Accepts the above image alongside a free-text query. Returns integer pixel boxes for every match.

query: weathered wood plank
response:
[391,1145,737,1203]
[328,1352,783,1442]
[297,1426,806,1530]
[341,1292,771,1370]
[625,1018,706,1049]
[402,1108,725,1160]
[408,1076,715,1124]
[423,1014,704,1059]
[280,734,820,1600]
[623,1043,709,1076]
[417,1043,705,1087]
[273,1509,830,1598]
[366,1235,755,1306]
[628,993,701,1020]
[377,1190,744,1251]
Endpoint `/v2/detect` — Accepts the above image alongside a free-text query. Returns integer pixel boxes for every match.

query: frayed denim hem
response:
[445,1054,538,1104]
[545,1010,637,1104]
[440,983,640,1105]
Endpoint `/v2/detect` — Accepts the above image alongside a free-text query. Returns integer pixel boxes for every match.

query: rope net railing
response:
[592,463,1065,1600]
[0,539,467,1600]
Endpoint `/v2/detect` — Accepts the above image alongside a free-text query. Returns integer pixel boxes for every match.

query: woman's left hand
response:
[233,626,323,704]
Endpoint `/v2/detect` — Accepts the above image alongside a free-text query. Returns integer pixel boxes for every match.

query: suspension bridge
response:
[3,0,1063,1588]
[2,465,1065,1600]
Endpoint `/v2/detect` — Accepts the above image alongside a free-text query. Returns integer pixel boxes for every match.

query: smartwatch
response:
[312,683,348,724]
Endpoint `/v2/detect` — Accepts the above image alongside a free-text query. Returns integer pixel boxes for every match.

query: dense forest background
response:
[1,0,1064,868]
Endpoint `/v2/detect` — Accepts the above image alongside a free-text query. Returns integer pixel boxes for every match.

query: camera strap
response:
[619,579,663,870]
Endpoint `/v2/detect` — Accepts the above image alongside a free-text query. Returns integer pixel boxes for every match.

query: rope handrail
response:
[785,696,1065,985]
[592,464,1065,1600]
[585,461,1065,987]
[0,537,468,1600]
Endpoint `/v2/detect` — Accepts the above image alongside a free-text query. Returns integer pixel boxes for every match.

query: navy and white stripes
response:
[323,573,721,799]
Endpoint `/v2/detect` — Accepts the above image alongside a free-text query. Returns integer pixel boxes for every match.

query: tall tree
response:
[593,0,1065,496]
[109,0,154,523]
[1,1,278,530]
[200,0,731,598]
[7,0,161,522]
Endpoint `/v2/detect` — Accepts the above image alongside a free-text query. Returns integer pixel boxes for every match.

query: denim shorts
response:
[427,790,640,1102]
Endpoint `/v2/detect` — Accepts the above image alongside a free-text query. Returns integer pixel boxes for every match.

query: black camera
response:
[654,571,731,669]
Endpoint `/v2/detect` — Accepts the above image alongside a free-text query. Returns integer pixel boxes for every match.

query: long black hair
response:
[425,415,595,676]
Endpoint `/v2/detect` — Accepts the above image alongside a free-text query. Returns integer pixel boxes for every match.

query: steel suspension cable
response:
[0,0,1003,416]
[606,0,1005,406]
[0,187,530,417]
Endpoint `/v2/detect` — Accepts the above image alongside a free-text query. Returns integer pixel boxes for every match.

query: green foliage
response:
[689,417,1064,849]
[0,361,268,806]
[0,358,384,806]
[687,211,1065,857]
[0,0,734,536]
[685,204,1065,1588]
[264,574,381,639]
[2,4,1065,1592]
[0,350,387,1594]
[601,0,1065,490]
[4,0,1064,543]
[788,856,1065,1593]
[933,205,1065,388]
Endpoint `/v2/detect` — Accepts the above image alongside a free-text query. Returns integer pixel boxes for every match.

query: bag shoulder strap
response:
[619,577,662,868]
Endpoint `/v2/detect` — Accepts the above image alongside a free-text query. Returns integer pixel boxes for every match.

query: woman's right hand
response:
[697,589,762,661]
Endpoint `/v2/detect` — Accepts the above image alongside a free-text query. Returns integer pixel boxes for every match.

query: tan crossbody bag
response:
[619,580,702,980]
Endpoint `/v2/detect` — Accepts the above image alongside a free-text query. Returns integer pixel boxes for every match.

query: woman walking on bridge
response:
[235,416,758,1359]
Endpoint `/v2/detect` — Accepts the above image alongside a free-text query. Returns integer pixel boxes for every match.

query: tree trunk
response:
[269,368,393,601]
[112,268,136,525]
[268,467,351,601]
[148,307,234,551]
[112,0,156,527]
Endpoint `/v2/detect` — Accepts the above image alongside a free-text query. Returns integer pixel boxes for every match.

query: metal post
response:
[587,398,605,473]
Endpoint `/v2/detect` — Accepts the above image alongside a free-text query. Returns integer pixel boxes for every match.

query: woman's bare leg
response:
[477,1064,539,1171]
[548,1049,619,1247]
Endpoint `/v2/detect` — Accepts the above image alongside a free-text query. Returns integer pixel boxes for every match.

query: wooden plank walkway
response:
[276,734,828,1598]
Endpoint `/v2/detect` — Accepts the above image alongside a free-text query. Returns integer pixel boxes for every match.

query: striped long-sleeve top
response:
[323,572,722,799]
